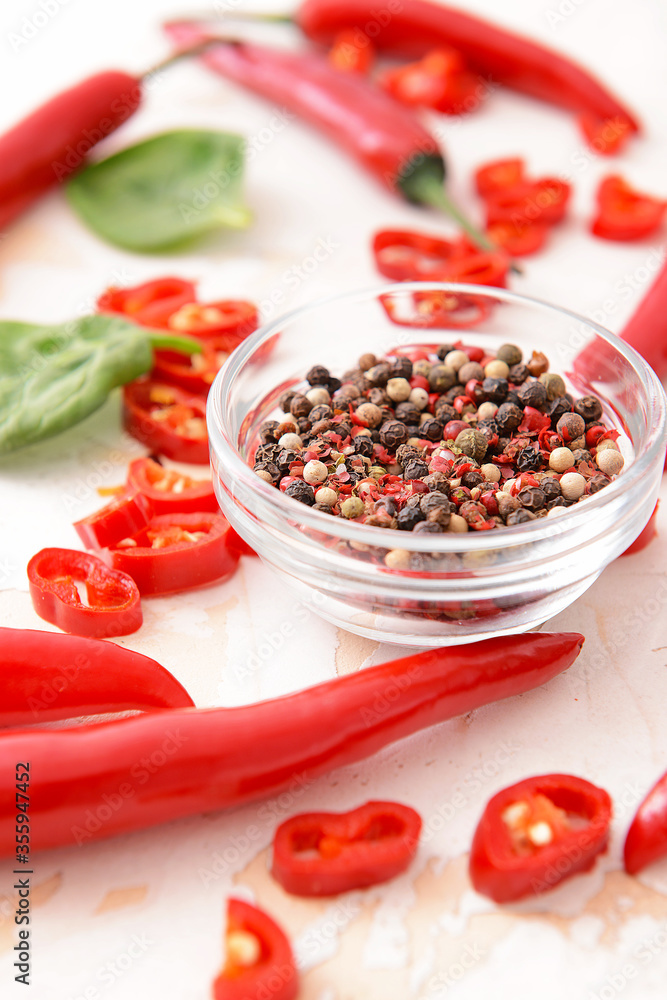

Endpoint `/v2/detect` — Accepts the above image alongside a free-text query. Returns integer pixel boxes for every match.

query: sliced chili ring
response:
[166,299,258,340]
[469,773,612,902]
[105,512,239,596]
[122,378,209,465]
[213,899,298,1000]
[97,277,197,329]
[27,547,142,638]
[372,229,459,281]
[486,220,550,257]
[474,157,526,198]
[73,490,154,550]
[126,457,219,514]
[380,290,493,330]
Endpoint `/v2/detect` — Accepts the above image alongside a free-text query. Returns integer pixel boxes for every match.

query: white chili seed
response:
[528,821,553,846]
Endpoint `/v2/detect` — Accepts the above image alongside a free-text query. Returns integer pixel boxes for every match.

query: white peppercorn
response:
[303,460,329,484]
[484,359,510,379]
[444,349,469,371]
[549,447,575,473]
[595,438,619,453]
[477,401,499,421]
[341,496,365,518]
[409,387,430,410]
[315,487,338,505]
[384,548,412,570]
[306,386,331,406]
[277,432,303,450]
[447,513,469,532]
[480,463,501,482]
[596,449,624,476]
[386,377,412,402]
[559,472,586,500]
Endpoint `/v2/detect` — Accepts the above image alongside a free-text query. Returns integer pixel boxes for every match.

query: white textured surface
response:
[1,0,666,996]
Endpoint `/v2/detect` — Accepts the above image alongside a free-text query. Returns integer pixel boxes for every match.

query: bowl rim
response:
[208,281,667,553]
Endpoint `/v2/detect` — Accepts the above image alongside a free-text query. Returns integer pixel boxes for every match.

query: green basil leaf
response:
[65,130,252,252]
[0,315,153,455]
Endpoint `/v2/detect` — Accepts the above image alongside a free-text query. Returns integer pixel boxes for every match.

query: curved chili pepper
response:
[122,378,209,464]
[295,0,639,147]
[591,175,667,242]
[104,512,240,596]
[469,773,612,902]
[624,770,667,875]
[0,71,141,231]
[213,899,298,1000]
[0,627,193,728]
[97,277,197,329]
[617,257,667,381]
[0,631,583,855]
[27,548,142,639]
[271,800,422,896]
[126,457,219,514]
[73,489,154,550]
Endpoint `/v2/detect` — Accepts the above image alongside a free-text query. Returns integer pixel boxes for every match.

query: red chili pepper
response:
[328,28,375,73]
[295,0,640,147]
[591,175,667,242]
[122,378,209,464]
[0,627,193,727]
[474,158,525,198]
[0,632,583,854]
[372,229,460,281]
[623,769,667,875]
[104,512,239,596]
[484,178,571,227]
[380,48,481,115]
[97,277,197,330]
[620,501,659,557]
[380,290,494,331]
[441,249,509,287]
[271,800,421,896]
[578,113,633,155]
[486,220,549,257]
[163,299,259,340]
[213,899,298,1000]
[616,256,667,381]
[469,773,612,902]
[0,71,142,231]
[73,490,154,550]
[126,457,219,514]
[151,339,232,396]
[27,548,142,639]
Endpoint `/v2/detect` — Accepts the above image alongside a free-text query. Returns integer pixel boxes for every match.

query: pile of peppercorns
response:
[251,341,624,544]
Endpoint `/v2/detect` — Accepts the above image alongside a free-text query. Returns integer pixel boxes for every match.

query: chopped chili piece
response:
[578,114,633,156]
[97,277,197,329]
[484,178,571,227]
[271,800,422,896]
[474,158,525,198]
[122,378,209,464]
[166,299,258,339]
[441,249,509,287]
[0,626,193,727]
[328,28,374,73]
[624,769,667,875]
[486,220,549,257]
[73,489,154,550]
[469,773,612,902]
[27,547,142,638]
[126,457,219,514]
[591,175,667,241]
[372,228,460,281]
[379,291,493,330]
[380,48,481,115]
[104,512,239,595]
[213,899,298,1000]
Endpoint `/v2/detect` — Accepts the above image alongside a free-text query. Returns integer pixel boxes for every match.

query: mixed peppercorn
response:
[252,341,624,547]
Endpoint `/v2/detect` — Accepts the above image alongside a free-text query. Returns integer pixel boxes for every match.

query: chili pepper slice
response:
[469,773,612,902]
[380,289,493,330]
[591,175,667,242]
[126,457,219,514]
[0,632,583,855]
[380,48,481,115]
[27,548,142,639]
[623,769,667,875]
[0,626,193,727]
[271,800,422,896]
[441,249,509,287]
[486,220,549,257]
[474,158,525,198]
[73,489,154,550]
[122,378,209,464]
[97,277,197,329]
[328,28,374,73]
[372,229,459,281]
[165,299,259,340]
[151,339,234,396]
[484,178,571,227]
[213,899,298,1000]
[578,114,634,156]
[105,512,239,596]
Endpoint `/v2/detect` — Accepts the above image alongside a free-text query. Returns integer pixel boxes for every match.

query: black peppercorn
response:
[297,417,312,435]
[495,402,523,433]
[571,448,593,464]
[442,386,462,405]
[420,491,451,514]
[259,420,280,444]
[481,377,508,403]
[394,401,421,424]
[311,419,333,436]
[549,395,573,428]
[516,445,543,472]
[306,364,330,385]
[423,472,450,493]
[366,362,391,386]
[277,448,301,472]
[506,508,536,525]
[412,520,444,533]
[395,444,423,467]
[312,502,335,514]
[352,436,375,459]
[255,442,281,464]
[426,506,452,527]
[434,401,457,423]
[556,412,586,441]
[541,478,562,500]
[419,417,444,442]
[588,474,610,493]
[504,391,523,408]
[429,364,457,392]
[253,460,280,483]
[508,363,530,384]
[380,420,409,449]
[462,469,485,489]
[517,486,546,511]
[389,357,413,379]
[546,496,566,510]
[436,344,457,360]
[367,387,389,406]
[374,496,398,516]
[396,506,426,530]
[284,480,316,505]
[403,459,430,480]
[278,389,297,413]
[309,404,333,423]
[574,395,603,422]
[327,376,342,394]
[518,380,548,409]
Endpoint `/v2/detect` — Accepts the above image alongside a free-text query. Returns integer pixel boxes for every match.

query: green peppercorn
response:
[496,343,523,366]
[454,428,488,462]
[340,496,365,518]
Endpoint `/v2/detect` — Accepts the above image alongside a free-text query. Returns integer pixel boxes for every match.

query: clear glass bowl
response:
[207,282,667,646]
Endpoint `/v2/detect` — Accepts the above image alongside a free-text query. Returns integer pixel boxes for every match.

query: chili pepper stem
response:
[408,170,523,274]
[142,38,239,77]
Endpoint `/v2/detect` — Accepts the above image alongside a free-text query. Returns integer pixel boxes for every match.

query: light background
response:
[0,1,666,997]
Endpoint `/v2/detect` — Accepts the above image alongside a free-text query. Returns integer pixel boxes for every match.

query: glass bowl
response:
[207,282,667,646]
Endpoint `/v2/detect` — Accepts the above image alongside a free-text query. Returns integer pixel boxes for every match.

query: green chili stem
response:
[148,333,203,355]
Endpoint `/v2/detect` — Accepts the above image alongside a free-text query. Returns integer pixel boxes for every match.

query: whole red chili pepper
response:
[164,22,494,249]
[294,0,639,148]
[0,627,193,728]
[27,547,142,639]
[103,512,240,596]
[0,631,583,855]
[623,769,667,875]
[618,257,667,381]
[271,800,422,896]
[213,899,298,1000]
[469,773,612,902]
